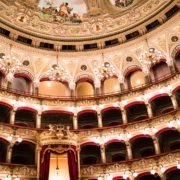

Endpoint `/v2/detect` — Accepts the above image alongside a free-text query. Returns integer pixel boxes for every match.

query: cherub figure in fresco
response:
[59,2,73,17]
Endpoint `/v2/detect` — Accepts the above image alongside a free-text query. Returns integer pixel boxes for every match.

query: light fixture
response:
[94,53,116,79]
[7,129,23,144]
[177,161,180,169]
[160,165,166,173]
[0,44,22,81]
[133,172,138,177]
[139,48,165,66]
[139,39,165,67]
[56,154,60,176]
[45,54,71,82]
[150,169,156,175]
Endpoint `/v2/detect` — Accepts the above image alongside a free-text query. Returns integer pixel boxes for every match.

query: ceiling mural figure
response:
[110,0,133,7]
[38,0,87,23]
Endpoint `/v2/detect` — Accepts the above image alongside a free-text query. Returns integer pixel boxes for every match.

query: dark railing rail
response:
[0,71,178,101]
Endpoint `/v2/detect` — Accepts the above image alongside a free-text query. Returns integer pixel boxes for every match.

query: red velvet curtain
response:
[68,150,78,180]
[40,145,50,180]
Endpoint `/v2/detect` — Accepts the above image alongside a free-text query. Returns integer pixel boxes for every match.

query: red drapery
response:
[68,149,77,180]
[40,145,50,180]
[40,145,77,180]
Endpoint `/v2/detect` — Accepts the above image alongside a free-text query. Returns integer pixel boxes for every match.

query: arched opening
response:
[0,138,9,163]
[174,88,180,107]
[137,174,161,180]
[11,141,35,165]
[76,79,94,97]
[0,103,11,124]
[15,109,37,127]
[12,75,32,94]
[41,111,73,129]
[103,77,120,94]
[174,51,180,72]
[105,141,127,163]
[80,144,101,165]
[150,61,171,82]
[150,95,174,116]
[39,81,70,97]
[0,71,5,86]
[78,110,98,129]
[166,169,180,180]
[131,136,155,159]
[157,129,180,153]
[126,70,146,90]
[101,108,122,127]
[125,103,148,123]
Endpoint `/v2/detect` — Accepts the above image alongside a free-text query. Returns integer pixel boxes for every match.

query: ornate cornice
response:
[0,0,176,42]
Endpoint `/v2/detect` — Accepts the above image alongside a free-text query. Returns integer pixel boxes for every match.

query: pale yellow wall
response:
[130,71,146,87]
[76,82,94,96]
[103,78,119,93]
[49,153,70,180]
[39,81,70,97]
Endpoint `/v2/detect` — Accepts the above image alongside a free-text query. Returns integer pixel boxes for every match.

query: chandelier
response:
[0,45,22,80]
[94,53,116,79]
[45,55,71,82]
[139,39,165,67]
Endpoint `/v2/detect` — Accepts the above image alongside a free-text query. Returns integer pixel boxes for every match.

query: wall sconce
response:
[177,161,180,169]
[7,129,23,144]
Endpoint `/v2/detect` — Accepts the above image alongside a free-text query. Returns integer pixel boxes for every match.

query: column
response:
[36,144,42,180]
[97,112,103,128]
[170,94,178,110]
[6,144,13,163]
[146,103,153,118]
[34,86,39,96]
[100,144,106,163]
[73,113,78,130]
[77,146,81,180]
[36,113,41,129]
[121,109,127,124]
[152,136,161,154]
[10,109,16,125]
[69,82,76,97]
[158,171,167,180]
[126,141,133,160]
[120,83,125,92]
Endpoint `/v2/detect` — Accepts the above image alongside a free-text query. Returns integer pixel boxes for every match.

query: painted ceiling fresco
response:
[38,0,87,23]
[109,0,134,7]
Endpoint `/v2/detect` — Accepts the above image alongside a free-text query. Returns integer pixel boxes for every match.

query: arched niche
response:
[0,71,5,86]
[150,61,171,82]
[157,129,180,153]
[130,136,155,158]
[11,141,35,165]
[150,95,174,116]
[80,144,101,165]
[103,77,120,94]
[12,75,32,93]
[174,49,180,72]
[0,138,9,163]
[39,81,70,97]
[126,70,146,89]
[15,109,37,128]
[76,81,94,97]
[105,141,127,163]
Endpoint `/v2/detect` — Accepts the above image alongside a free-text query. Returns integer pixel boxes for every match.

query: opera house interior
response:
[0,0,180,179]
